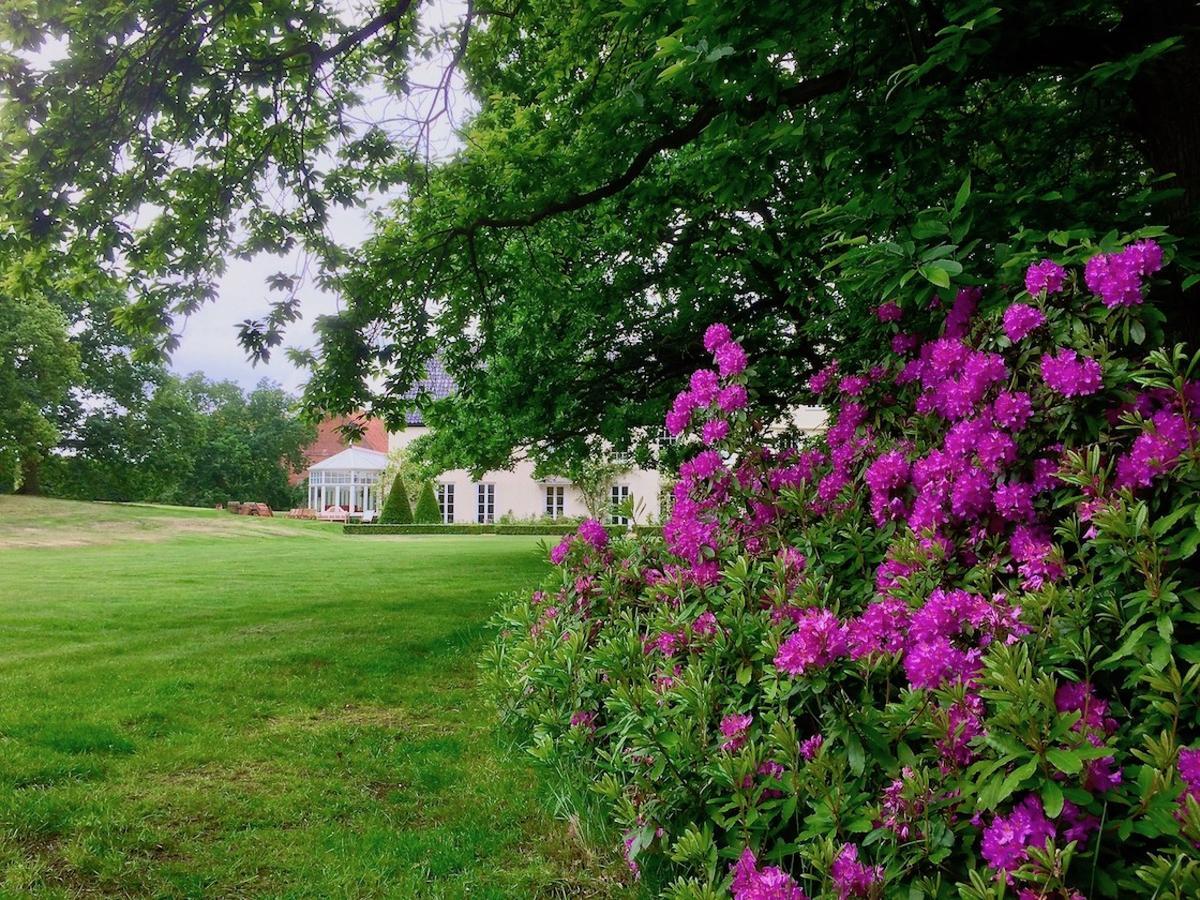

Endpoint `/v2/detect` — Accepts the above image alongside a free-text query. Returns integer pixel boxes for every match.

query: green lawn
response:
[0,497,628,898]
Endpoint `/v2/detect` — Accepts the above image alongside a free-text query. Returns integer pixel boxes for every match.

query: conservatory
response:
[306,446,388,519]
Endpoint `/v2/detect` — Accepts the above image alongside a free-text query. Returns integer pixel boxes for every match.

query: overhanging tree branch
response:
[448,69,852,237]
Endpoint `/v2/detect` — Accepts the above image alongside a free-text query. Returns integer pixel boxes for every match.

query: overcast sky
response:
[163,0,471,393]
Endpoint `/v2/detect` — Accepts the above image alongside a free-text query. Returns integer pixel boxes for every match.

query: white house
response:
[302,357,828,524]
[383,358,662,524]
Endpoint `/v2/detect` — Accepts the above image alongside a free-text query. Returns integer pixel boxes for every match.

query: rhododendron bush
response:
[484,231,1200,899]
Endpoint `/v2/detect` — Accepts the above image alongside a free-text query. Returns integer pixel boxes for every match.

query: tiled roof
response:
[403,356,457,426]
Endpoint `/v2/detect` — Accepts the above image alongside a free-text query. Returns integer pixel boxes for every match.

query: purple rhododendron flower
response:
[690,368,720,405]
[703,322,733,352]
[716,341,749,376]
[577,518,609,549]
[808,361,838,394]
[876,300,903,322]
[570,710,596,731]
[731,848,809,900]
[993,391,1034,431]
[702,417,731,446]
[799,733,824,761]
[549,537,571,564]
[692,611,718,636]
[1114,409,1194,489]
[1024,259,1066,296]
[1040,348,1103,397]
[774,609,849,676]
[720,713,753,752]
[1002,303,1047,343]
[981,795,1055,874]
[839,375,869,397]
[1084,240,1163,308]
[830,844,882,899]
[944,287,980,339]
[865,450,911,525]
[1180,747,1200,811]
[719,383,749,412]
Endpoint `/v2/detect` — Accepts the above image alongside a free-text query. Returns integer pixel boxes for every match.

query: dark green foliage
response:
[0,291,79,493]
[378,477,413,525]
[6,2,1200,477]
[42,373,313,509]
[412,481,441,524]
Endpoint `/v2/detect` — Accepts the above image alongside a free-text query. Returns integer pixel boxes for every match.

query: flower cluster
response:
[1040,348,1103,397]
[492,235,1199,900]
[731,849,808,900]
[1083,239,1163,307]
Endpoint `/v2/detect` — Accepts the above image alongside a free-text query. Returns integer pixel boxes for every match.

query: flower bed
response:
[485,232,1200,899]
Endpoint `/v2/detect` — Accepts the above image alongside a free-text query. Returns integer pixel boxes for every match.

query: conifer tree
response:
[378,477,413,525]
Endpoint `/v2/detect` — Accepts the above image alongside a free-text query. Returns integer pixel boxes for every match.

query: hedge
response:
[343,523,662,537]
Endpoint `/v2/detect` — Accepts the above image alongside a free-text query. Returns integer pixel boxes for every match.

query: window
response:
[544,485,565,519]
[610,484,631,525]
[476,483,495,523]
[437,483,455,524]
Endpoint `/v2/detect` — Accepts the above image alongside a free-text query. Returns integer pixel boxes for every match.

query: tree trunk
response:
[1126,1,1200,347]
[16,454,41,495]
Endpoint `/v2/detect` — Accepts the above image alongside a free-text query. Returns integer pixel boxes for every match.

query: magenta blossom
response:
[731,848,809,900]
[720,713,753,753]
[876,300,903,322]
[830,844,882,899]
[774,609,849,676]
[702,418,731,446]
[719,383,749,412]
[1084,240,1163,308]
[981,795,1055,874]
[799,733,824,761]
[716,341,749,377]
[1041,348,1103,397]
[1002,303,1047,343]
[577,518,609,549]
[808,362,839,394]
[1024,259,1066,296]
[703,322,733,352]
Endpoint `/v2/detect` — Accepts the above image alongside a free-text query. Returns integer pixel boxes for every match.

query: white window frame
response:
[545,485,565,519]
[437,483,455,524]
[610,484,631,525]
[476,483,495,523]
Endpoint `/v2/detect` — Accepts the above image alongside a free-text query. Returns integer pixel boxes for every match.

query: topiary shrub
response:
[413,481,441,524]
[378,476,413,524]
[485,231,1200,899]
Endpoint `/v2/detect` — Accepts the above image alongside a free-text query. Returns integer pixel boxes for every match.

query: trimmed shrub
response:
[378,477,413,524]
[413,481,441,524]
[486,234,1200,899]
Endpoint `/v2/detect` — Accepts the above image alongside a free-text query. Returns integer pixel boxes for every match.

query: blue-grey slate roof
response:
[404,356,457,426]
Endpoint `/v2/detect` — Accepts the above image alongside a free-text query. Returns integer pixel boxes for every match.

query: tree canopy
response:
[44,372,314,509]
[4,1,1200,473]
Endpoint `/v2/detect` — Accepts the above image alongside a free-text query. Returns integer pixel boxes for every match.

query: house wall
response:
[388,427,663,524]
[383,404,827,525]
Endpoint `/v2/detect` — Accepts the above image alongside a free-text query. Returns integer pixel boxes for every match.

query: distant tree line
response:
[37,370,313,511]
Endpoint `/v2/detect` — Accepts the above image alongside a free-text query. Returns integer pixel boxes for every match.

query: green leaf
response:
[1045,748,1083,775]
[1041,781,1064,818]
[919,265,952,288]
[952,174,971,216]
